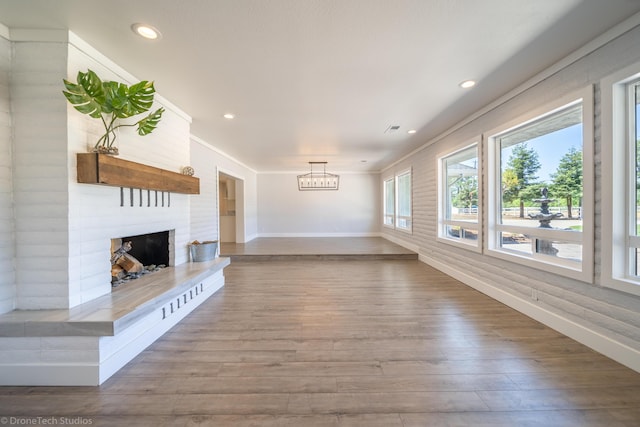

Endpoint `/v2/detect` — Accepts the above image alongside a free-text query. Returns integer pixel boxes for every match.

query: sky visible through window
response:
[501,124,582,183]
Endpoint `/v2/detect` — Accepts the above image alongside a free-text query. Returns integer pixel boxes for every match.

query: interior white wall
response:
[382,23,640,369]
[0,30,14,314]
[190,136,258,243]
[257,172,380,236]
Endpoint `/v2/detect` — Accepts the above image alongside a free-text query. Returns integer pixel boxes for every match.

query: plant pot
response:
[94,146,119,155]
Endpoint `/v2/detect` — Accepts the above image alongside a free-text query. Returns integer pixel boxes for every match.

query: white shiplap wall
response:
[382,25,640,365]
[1,31,248,314]
[65,42,193,309]
[0,33,14,314]
[12,39,70,310]
[189,140,221,243]
[2,32,195,311]
[190,136,259,243]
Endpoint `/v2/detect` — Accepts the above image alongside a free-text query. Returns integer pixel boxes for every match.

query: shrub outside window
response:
[438,142,481,250]
[487,88,593,282]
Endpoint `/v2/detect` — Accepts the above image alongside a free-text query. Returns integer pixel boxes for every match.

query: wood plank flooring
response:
[2,259,640,426]
[220,237,418,261]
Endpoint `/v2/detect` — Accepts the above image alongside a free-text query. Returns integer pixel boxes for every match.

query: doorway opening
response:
[218,171,246,243]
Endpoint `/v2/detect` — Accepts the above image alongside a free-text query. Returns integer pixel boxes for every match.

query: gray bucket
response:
[189,241,218,262]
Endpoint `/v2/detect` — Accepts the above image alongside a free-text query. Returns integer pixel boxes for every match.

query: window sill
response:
[437,235,482,253]
[602,276,640,297]
[486,247,591,283]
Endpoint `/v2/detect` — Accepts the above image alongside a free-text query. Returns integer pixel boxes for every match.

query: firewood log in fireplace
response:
[111,264,125,281]
[111,241,133,264]
[116,253,144,274]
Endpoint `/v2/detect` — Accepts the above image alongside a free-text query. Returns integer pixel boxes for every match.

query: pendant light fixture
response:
[297,162,340,191]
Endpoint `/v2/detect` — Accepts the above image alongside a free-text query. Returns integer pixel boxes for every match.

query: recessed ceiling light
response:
[131,23,161,40]
[407,129,417,134]
[459,80,476,89]
[223,113,235,120]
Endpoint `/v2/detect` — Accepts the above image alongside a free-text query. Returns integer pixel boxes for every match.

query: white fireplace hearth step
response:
[0,257,230,386]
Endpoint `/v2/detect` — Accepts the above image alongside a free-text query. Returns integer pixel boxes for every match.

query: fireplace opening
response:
[111,231,171,287]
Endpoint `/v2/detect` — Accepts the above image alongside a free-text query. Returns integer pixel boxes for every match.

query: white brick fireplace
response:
[8,31,194,310]
[0,30,228,385]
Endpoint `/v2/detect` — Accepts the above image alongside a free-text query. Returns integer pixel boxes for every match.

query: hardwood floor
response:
[1,259,640,426]
[220,237,418,261]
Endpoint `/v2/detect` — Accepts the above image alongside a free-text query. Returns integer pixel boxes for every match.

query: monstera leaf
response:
[137,107,165,136]
[62,70,106,118]
[62,69,165,154]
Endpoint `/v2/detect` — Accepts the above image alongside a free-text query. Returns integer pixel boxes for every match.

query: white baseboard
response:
[420,253,640,373]
[380,233,420,253]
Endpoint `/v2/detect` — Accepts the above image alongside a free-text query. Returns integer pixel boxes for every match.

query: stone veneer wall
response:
[382,24,640,370]
[0,30,13,314]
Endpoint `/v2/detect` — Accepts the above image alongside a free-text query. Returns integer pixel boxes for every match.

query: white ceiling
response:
[1,0,640,172]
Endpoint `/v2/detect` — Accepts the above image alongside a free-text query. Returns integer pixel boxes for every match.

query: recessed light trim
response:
[407,129,417,134]
[131,23,161,40]
[223,113,235,120]
[459,80,476,89]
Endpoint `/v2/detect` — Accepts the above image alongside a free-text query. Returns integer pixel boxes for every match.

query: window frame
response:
[486,86,594,282]
[383,176,395,229]
[437,138,482,252]
[601,61,640,296]
[395,168,413,233]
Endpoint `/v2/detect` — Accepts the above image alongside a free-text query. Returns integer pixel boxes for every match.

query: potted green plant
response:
[63,69,165,155]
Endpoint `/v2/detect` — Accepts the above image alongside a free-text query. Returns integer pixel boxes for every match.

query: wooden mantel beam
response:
[76,153,200,194]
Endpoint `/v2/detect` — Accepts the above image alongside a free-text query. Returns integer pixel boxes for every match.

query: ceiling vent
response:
[385,125,400,134]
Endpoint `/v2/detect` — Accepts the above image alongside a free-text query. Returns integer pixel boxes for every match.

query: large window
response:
[438,141,481,250]
[602,63,640,296]
[396,170,412,232]
[383,177,395,227]
[629,81,640,278]
[382,170,412,232]
[487,89,593,281]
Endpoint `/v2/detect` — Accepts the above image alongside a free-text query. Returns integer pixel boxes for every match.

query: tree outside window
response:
[489,96,591,278]
[501,143,541,219]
